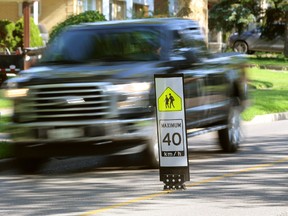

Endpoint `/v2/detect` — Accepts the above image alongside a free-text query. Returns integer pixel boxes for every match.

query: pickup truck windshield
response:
[42,27,162,63]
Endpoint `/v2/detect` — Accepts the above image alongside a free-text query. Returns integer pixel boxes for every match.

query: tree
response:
[209,0,260,34]
[285,10,288,57]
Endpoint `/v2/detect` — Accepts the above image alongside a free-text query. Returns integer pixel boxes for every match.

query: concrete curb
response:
[242,111,288,125]
[0,108,12,117]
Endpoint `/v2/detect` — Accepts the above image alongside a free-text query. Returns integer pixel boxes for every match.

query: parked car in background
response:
[228,24,285,54]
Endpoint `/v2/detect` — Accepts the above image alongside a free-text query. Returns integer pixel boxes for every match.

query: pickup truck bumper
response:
[9,117,154,157]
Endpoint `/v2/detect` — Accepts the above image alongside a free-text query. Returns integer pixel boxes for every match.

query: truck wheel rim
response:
[229,108,241,146]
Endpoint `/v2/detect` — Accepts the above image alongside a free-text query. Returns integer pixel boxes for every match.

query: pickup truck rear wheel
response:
[218,106,241,153]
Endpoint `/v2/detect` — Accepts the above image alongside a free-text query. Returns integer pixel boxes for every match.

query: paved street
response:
[0,120,288,216]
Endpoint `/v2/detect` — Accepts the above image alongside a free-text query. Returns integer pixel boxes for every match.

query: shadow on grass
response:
[248,79,273,89]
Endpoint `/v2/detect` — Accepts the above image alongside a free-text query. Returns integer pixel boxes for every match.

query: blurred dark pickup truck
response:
[3,18,248,172]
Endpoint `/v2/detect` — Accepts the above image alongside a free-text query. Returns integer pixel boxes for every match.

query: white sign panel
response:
[155,75,188,167]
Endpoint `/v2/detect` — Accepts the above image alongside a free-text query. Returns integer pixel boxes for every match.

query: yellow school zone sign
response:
[158,87,182,112]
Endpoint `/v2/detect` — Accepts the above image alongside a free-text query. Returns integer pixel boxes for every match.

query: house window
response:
[112,0,126,20]
[83,0,96,11]
[82,0,102,13]
[133,3,149,18]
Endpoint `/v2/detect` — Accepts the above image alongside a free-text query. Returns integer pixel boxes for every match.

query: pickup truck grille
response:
[23,83,111,122]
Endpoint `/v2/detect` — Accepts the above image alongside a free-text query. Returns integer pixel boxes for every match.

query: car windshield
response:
[41,27,162,63]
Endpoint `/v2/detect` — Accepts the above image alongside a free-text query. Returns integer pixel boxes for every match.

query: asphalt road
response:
[0,120,288,216]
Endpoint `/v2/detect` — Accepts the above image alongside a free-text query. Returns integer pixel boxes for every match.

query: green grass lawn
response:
[247,53,288,67]
[241,67,288,121]
[249,53,288,68]
[0,90,12,109]
[0,90,12,133]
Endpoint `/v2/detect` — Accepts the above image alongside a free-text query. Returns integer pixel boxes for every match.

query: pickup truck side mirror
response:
[169,48,201,63]
[183,49,201,63]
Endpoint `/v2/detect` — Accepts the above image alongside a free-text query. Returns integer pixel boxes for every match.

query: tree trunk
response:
[284,10,288,57]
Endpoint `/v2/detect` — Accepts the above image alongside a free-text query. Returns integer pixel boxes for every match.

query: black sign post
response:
[154,74,190,190]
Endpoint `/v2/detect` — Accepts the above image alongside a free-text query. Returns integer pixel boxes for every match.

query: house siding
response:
[40,0,69,32]
[0,2,19,21]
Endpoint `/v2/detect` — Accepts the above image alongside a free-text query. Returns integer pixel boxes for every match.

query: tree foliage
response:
[49,11,106,43]
[209,0,286,34]
[0,20,17,50]
[209,0,288,56]
[263,0,287,39]
[209,0,260,34]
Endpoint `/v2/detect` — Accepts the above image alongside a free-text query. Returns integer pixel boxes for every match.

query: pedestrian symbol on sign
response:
[158,87,182,112]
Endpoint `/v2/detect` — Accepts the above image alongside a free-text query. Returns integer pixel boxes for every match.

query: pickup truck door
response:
[180,68,208,129]
[201,61,231,123]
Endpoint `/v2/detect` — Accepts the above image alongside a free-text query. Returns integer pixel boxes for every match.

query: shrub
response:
[0,19,17,51]
[14,17,44,49]
[49,10,106,42]
[0,17,43,51]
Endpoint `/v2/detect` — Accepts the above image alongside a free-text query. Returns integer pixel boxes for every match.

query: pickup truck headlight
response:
[106,82,151,109]
[4,88,29,98]
[107,82,150,93]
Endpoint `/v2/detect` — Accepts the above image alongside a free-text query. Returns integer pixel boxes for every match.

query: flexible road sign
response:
[154,74,190,189]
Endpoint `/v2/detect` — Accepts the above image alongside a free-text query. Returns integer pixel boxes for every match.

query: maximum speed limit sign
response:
[155,74,190,189]
[154,74,189,168]
[160,119,185,157]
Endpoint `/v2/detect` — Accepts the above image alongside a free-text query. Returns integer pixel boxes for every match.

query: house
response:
[154,0,218,44]
[0,0,154,33]
[1,0,225,52]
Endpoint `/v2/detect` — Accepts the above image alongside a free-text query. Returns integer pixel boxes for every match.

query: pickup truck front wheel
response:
[143,134,159,168]
[137,123,159,169]
[218,106,241,153]
[14,157,47,174]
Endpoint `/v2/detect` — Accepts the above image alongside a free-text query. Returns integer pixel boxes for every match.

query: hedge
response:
[49,10,106,42]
